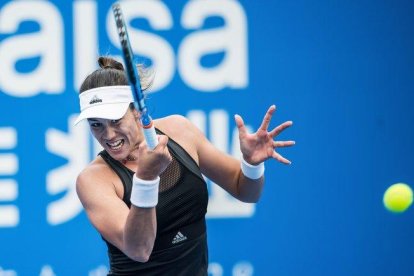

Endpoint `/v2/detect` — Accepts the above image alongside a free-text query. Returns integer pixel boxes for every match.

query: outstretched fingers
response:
[234,114,248,136]
[274,140,296,148]
[272,151,292,165]
[259,105,276,131]
[269,120,293,137]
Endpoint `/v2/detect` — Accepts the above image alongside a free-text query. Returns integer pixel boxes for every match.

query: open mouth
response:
[106,139,124,151]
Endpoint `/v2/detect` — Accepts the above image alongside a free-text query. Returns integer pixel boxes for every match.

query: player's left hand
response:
[235,105,295,165]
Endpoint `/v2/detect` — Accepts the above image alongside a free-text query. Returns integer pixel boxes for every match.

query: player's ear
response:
[131,107,142,121]
[132,108,140,119]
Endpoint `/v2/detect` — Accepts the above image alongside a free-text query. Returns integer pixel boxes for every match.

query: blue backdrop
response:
[0,0,413,275]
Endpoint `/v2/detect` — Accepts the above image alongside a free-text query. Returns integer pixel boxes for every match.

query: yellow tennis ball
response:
[383,183,413,213]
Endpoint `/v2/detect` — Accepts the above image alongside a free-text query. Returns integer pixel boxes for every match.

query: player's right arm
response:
[76,162,156,263]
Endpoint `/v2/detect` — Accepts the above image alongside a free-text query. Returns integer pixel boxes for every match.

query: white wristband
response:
[241,158,265,180]
[130,174,160,208]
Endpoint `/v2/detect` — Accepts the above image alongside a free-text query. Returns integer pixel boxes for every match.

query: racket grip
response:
[143,125,158,150]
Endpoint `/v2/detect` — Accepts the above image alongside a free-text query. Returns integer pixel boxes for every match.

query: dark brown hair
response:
[79,56,153,94]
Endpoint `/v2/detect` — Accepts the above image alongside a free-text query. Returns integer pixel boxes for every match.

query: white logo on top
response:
[172,231,187,244]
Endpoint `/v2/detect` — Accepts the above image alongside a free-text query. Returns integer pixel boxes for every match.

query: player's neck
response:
[122,155,136,164]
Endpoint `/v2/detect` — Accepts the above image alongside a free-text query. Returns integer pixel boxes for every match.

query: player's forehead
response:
[86,111,131,123]
[87,117,108,123]
[86,117,120,123]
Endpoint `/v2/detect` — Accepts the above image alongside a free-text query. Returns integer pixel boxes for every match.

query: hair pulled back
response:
[79,56,152,94]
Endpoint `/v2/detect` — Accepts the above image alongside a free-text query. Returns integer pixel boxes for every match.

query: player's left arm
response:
[197,105,295,203]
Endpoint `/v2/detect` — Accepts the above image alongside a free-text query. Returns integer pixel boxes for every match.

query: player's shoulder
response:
[155,115,204,159]
[157,114,193,127]
[155,115,199,135]
[76,158,113,190]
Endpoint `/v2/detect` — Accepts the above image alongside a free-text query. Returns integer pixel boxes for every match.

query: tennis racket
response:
[112,2,158,149]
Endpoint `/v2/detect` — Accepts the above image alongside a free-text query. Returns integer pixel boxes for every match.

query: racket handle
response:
[143,124,158,150]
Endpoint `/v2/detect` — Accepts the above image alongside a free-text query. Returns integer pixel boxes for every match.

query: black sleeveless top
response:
[99,130,209,275]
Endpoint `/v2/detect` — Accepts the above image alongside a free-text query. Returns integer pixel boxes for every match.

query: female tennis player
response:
[75,56,295,275]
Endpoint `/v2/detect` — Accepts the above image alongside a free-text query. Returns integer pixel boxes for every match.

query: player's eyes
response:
[110,119,121,124]
[89,122,101,128]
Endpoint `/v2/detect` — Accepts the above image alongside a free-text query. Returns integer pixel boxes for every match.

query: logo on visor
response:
[89,95,103,105]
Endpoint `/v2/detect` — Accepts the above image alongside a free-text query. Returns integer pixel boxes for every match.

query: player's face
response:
[88,108,141,160]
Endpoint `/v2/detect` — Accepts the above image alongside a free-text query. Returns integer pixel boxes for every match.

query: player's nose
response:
[102,125,117,140]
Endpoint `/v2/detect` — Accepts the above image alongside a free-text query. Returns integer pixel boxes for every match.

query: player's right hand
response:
[135,135,172,180]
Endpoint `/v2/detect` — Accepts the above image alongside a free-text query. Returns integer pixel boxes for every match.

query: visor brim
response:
[74,102,131,125]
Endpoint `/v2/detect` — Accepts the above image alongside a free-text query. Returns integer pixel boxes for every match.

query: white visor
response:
[74,86,134,125]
